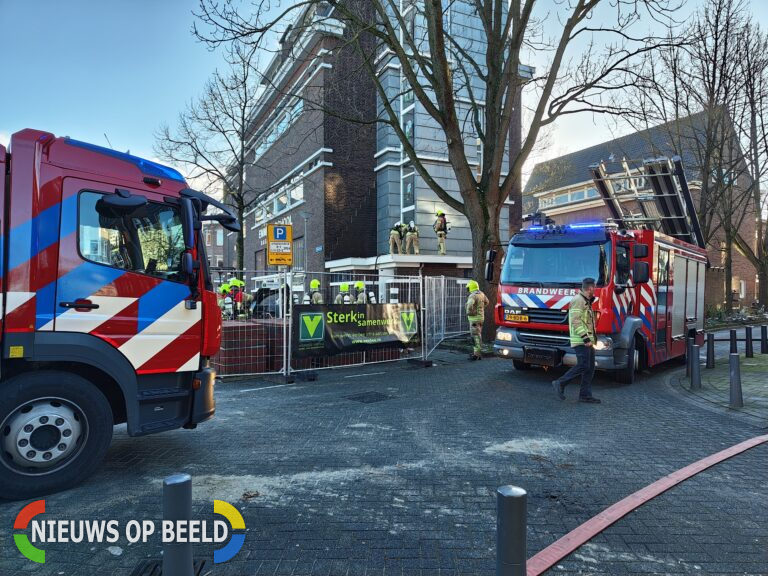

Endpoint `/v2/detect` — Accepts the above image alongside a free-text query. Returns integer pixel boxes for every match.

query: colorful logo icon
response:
[400,311,417,334]
[14,500,46,563]
[300,313,324,341]
[213,500,246,563]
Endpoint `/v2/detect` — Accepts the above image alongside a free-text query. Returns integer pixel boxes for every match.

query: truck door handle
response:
[60,300,100,311]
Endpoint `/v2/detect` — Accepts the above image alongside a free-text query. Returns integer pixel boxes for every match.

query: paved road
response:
[1,350,765,576]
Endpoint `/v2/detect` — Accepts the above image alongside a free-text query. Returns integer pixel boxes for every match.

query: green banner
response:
[292,304,421,358]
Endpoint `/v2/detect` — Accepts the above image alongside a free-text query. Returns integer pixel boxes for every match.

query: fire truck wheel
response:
[0,371,113,500]
[615,336,641,384]
[512,359,531,371]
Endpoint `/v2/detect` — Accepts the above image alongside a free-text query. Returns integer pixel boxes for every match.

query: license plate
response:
[524,346,560,367]
[504,314,529,322]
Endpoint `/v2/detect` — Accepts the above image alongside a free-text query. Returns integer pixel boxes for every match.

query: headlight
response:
[594,336,613,351]
[497,330,513,342]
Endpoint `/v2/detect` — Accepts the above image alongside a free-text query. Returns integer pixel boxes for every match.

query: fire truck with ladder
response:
[0,129,239,499]
[493,156,707,383]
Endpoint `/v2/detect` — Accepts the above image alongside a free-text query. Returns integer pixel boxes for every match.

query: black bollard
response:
[730,329,737,354]
[745,326,754,358]
[729,353,743,409]
[706,333,715,369]
[163,474,194,576]
[497,486,527,576]
[690,345,701,390]
[761,325,768,354]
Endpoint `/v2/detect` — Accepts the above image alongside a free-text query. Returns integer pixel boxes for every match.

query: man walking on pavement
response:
[466,280,489,361]
[553,277,601,403]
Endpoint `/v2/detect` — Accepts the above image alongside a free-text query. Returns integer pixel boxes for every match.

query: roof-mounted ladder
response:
[589,155,705,249]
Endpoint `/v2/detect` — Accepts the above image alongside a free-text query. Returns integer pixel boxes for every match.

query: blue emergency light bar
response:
[526,222,607,232]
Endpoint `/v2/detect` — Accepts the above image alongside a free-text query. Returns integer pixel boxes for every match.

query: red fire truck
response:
[0,129,239,498]
[494,157,708,383]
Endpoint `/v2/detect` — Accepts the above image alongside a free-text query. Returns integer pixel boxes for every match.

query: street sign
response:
[267,224,293,266]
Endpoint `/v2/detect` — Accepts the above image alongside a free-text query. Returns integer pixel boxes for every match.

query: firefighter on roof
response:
[389,221,404,255]
[310,278,324,304]
[465,280,489,361]
[433,210,448,255]
[335,283,352,304]
[355,281,367,304]
[405,220,420,255]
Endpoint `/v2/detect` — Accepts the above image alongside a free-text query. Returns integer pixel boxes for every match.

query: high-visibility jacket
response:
[568,291,597,347]
[466,290,489,322]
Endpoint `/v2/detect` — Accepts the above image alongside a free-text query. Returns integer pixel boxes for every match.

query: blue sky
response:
[1,0,767,172]
[0,0,226,160]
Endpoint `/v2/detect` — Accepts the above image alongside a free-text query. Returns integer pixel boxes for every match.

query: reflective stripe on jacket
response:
[568,291,596,347]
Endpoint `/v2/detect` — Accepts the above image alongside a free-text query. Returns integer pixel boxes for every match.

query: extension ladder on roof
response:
[589,156,705,249]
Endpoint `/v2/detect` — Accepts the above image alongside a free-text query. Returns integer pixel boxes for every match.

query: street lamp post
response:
[299,210,312,272]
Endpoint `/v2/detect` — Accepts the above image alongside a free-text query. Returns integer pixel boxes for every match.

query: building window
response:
[205,230,212,246]
[293,236,306,271]
[739,280,746,300]
[216,230,224,246]
[402,74,414,107]
[402,170,415,213]
[251,99,304,163]
[403,108,415,144]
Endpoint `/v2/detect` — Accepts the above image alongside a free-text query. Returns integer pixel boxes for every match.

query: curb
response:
[665,366,768,430]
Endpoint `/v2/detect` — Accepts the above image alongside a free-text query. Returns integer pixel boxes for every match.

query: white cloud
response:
[0,132,9,148]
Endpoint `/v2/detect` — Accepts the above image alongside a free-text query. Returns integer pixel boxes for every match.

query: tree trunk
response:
[759,264,768,308]
[724,233,733,310]
[236,203,245,271]
[465,197,502,343]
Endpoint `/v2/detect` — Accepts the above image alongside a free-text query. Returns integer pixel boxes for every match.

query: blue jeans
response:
[558,345,595,398]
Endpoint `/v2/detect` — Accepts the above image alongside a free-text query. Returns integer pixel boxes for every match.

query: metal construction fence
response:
[210,269,470,378]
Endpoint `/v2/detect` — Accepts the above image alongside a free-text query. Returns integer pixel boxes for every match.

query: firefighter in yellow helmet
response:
[389,221,404,255]
[433,209,448,255]
[310,278,324,304]
[335,282,352,304]
[354,280,367,304]
[405,220,420,255]
[466,280,489,360]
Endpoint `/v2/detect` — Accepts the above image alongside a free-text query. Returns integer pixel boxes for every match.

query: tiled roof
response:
[524,112,714,195]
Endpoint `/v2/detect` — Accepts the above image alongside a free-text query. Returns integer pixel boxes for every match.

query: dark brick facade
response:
[241,4,376,274]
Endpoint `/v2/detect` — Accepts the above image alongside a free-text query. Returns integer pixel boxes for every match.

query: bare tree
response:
[620,0,766,308]
[155,43,262,270]
[731,21,768,306]
[194,0,684,337]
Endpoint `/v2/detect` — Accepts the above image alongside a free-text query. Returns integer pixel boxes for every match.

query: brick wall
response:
[322,6,377,262]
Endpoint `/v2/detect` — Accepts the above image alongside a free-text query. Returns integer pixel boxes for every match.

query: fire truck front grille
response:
[526,308,568,324]
[518,332,570,348]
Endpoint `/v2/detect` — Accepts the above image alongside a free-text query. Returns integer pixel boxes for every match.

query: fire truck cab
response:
[0,129,239,499]
[494,156,708,383]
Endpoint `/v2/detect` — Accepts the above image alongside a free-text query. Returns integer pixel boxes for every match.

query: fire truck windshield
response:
[501,241,611,286]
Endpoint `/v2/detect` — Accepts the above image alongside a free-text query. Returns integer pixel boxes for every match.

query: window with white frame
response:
[251,99,304,163]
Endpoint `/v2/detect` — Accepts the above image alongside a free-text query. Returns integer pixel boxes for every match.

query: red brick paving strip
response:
[526,434,768,575]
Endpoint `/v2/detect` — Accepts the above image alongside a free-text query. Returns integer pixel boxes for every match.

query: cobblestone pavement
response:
[673,343,768,427]
[1,349,766,576]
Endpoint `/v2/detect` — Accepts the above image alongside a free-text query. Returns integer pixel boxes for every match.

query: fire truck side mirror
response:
[484,249,497,282]
[633,261,650,284]
[633,244,649,259]
[181,198,196,251]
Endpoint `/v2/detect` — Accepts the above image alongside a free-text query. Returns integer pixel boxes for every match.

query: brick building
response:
[524,113,758,308]
[240,2,377,274]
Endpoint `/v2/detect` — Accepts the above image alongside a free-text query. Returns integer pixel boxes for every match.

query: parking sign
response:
[267,224,293,266]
